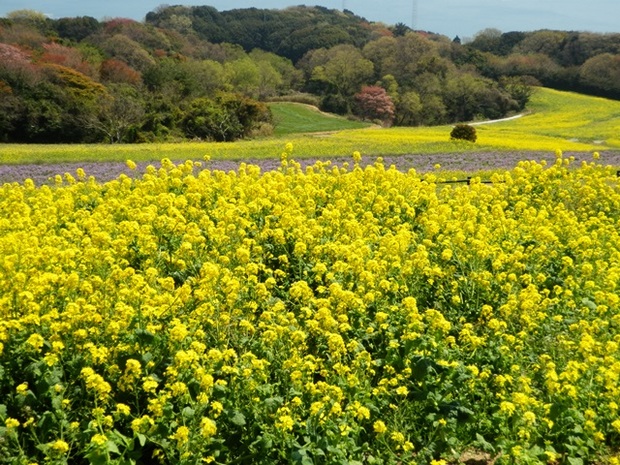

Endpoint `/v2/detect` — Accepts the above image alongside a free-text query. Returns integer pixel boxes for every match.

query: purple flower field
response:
[1,151,619,186]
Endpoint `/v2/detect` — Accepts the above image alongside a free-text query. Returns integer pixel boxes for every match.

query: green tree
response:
[89,84,145,143]
[362,36,398,80]
[249,49,303,96]
[180,97,240,141]
[579,53,620,98]
[499,75,534,109]
[2,61,106,143]
[5,9,49,34]
[310,44,374,97]
[442,72,487,121]
[391,22,412,37]
[180,93,271,141]
[225,58,261,98]
[52,16,101,42]
[469,28,503,54]
[394,91,423,126]
[419,94,447,125]
[363,33,439,88]
[96,34,155,72]
[443,71,518,122]
[0,80,19,141]
[515,30,567,59]
[216,92,272,136]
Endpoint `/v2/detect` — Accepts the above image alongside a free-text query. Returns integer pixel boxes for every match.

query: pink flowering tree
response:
[353,85,395,126]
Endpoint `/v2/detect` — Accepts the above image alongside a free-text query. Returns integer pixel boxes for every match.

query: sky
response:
[0,0,618,40]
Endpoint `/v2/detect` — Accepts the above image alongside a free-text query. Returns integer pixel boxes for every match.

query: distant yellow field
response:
[0,87,618,165]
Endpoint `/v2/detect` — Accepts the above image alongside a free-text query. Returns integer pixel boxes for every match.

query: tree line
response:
[466,28,620,99]
[0,7,618,143]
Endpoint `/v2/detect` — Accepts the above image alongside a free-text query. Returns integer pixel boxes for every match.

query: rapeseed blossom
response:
[0,152,619,464]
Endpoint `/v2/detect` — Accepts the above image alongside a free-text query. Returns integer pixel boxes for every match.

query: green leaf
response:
[528,445,544,457]
[118,460,137,465]
[134,329,155,343]
[136,433,147,447]
[231,411,246,426]
[0,404,7,418]
[111,429,132,448]
[85,449,108,465]
[475,433,495,452]
[38,411,56,432]
[106,440,120,455]
[568,458,584,465]
[213,383,227,396]
[182,407,195,418]
[581,298,597,310]
[264,396,284,410]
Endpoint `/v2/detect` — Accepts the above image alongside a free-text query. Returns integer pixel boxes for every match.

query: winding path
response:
[468,114,525,126]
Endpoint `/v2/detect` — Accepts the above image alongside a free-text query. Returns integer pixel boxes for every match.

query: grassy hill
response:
[474,88,620,150]
[268,102,372,136]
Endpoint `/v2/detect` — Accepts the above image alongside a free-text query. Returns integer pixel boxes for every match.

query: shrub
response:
[320,93,349,115]
[450,123,477,142]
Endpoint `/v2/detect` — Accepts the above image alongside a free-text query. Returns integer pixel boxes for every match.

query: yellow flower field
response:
[1,88,619,166]
[1,147,620,464]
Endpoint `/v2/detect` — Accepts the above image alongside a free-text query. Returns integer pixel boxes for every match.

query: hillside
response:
[0,7,619,144]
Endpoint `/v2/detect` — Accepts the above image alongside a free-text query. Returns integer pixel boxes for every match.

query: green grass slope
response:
[268,102,371,135]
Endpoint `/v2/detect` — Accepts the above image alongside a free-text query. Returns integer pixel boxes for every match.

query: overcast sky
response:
[1,0,618,40]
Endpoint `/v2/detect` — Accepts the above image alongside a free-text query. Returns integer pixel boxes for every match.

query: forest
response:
[0,5,619,143]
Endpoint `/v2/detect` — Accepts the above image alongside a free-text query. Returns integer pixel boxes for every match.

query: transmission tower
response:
[411,0,418,30]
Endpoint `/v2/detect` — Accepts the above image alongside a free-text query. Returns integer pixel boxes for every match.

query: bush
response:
[450,123,477,142]
[320,93,350,115]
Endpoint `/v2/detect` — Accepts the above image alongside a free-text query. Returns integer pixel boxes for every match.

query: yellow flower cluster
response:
[1,150,620,464]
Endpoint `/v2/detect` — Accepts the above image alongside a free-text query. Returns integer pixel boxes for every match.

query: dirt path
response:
[469,114,525,125]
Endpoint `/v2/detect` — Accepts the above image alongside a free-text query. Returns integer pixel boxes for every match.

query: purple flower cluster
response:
[1,151,618,186]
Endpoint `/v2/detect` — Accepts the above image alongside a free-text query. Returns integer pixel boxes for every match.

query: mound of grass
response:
[268,102,371,135]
